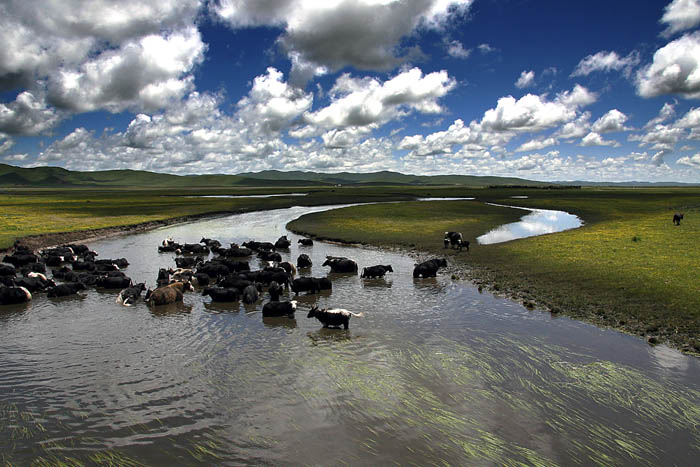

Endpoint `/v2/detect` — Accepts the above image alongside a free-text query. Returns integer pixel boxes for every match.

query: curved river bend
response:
[1,205,698,466]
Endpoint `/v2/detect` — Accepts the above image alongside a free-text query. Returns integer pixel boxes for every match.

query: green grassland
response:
[288,187,700,353]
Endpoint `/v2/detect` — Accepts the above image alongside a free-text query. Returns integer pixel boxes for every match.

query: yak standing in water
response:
[307,306,364,329]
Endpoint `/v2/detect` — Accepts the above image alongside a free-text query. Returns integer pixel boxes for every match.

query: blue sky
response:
[2,0,700,182]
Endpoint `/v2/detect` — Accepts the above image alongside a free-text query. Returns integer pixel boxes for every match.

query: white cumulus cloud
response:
[661,0,700,37]
[571,50,640,77]
[637,31,700,99]
[515,70,535,89]
[213,0,474,83]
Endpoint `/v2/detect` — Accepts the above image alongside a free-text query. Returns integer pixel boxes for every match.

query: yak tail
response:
[349,311,365,318]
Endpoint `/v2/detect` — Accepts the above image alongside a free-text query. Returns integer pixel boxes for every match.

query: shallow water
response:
[477,203,583,244]
[1,205,698,466]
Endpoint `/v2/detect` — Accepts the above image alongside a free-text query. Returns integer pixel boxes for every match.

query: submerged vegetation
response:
[288,187,700,354]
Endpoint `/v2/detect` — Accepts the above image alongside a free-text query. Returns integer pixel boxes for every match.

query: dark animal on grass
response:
[361,265,393,279]
[413,258,448,278]
[146,281,194,306]
[673,213,684,225]
[116,283,146,306]
[262,300,297,318]
[202,287,239,302]
[297,254,312,268]
[0,286,32,305]
[307,306,364,329]
[444,231,465,251]
[322,257,358,273]
[275,235,291,249]
[241,284,260,304]
[298,238,313,246]
[268,281,283,301]
[47,282,87,298]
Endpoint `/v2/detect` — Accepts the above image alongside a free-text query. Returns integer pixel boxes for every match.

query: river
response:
[0,204,698,465]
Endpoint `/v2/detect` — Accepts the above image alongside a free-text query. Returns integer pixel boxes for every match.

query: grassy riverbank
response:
[0,186,428,250]
[288,187,700,354]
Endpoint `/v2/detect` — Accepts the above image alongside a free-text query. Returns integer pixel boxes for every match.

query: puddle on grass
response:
[477,203,583,244]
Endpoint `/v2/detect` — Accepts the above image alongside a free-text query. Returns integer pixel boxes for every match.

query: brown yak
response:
[146,281,194,306]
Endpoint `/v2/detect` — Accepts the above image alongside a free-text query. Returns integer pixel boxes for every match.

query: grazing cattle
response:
[291,277,331,295]
[275,235,291,249]
[96,275,132,289]
[258,251,282,262]
[322,257,358,273]
[444,231,465,251]
[413,258,448,278]
[0,265,16,276]
[262,300,297,318]
[0,286,32,305]
[47,282,87,298]
[361,265,393,278]
[202,287,240,302]
[241,284,260,304]
[116,283,146,306]
[298,238,313,246]
[307,306,364,329]
[146,281,193,306]
[673,213,684,225]
[297,254,312,268]
[268,281,283,301]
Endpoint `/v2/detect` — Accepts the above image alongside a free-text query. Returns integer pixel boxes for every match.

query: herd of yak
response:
[0,230,465,329]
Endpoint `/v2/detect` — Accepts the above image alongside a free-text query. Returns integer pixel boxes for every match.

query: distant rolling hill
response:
[0,163,552,188]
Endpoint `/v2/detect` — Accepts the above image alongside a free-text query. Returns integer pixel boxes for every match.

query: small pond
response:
[478,203,583,244]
